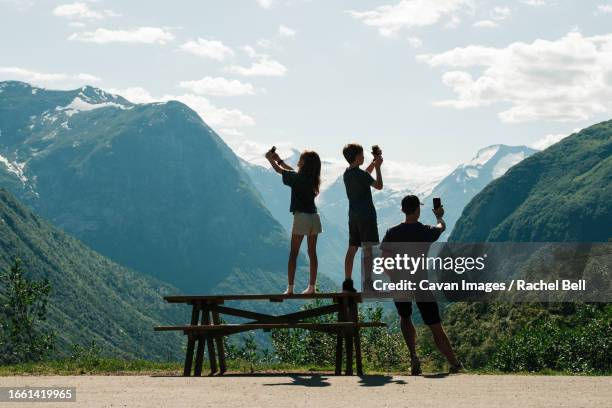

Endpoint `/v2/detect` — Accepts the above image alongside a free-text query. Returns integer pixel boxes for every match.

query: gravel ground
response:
[1,374,610,408]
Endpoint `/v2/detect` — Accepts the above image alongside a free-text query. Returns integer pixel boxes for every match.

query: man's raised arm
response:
[432,207,446,232]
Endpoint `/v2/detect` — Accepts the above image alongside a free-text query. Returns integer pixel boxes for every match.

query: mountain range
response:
[450,123,611,242]
[0,80,304,294]
[315,144,537,241]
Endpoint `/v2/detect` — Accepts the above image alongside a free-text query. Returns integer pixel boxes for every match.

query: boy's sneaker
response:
[410,357,422,376]
[342,279,357,293]
[449,362,465,374]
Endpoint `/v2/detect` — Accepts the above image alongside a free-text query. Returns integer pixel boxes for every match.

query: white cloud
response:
[0,66,101,87]
[226,58,287,77]
[347,0,473,37]
[257,38,274,49]
[106,87,255,129]
[219,128,244,137]
[598,4,612,13]
[531,129,580,150]
[242,45,258,58]
[407,36,423,48]
[0,0,35,11]
[52,2,120,20]
[278,25,296,37]
[69,27,174,44]
[76,73,100,82]
[179,38,234,61]
[444,15,461,29]
[473,19,498,28]
[416,31,612,123]
[520,0,546,6]
[179,77,255,97]
[490,6,510,20]
[106,87,154,103]
[256,0,273,9]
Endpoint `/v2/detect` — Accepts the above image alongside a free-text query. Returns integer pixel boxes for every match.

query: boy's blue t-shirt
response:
[343,167,376,222]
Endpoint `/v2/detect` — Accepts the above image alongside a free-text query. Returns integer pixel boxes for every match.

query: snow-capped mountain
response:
[0,80,304,294]
[421,144,538,240]
[316,144,537,242]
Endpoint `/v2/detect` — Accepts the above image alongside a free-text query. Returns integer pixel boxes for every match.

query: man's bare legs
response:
[399,316,421,375]
[399,316,418,358]
[427,323,460,367]
[302,235,318,294]
[399,317,461,374]
[286,234,304,294]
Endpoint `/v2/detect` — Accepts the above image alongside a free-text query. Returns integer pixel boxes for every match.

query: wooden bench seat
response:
[155,322,386,332]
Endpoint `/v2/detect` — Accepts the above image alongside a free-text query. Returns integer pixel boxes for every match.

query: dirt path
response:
[1,374,610,408]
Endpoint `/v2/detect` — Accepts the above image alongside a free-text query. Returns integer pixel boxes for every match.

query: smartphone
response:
[372,145,381,156]
[433,197,442,209]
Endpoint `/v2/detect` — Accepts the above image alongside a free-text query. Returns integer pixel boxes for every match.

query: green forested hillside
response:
[442,122,612,371]
[0,188,184,360]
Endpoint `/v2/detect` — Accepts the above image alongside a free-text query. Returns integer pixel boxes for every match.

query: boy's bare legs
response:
[344,245,359,279]
[302,234,318,294]
[400,316,422,375]
[362,244,374,289]
[428,323,461,367]
[286,234,304,294]
[343,245,359,292]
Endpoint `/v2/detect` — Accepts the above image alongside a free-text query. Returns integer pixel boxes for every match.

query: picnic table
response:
[154,293,386,376]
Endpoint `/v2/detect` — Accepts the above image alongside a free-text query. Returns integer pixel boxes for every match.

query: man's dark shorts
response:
[348,218,379,247]
[394,300,441,325]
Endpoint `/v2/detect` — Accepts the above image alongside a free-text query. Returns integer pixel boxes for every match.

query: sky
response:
[1,0,612,189]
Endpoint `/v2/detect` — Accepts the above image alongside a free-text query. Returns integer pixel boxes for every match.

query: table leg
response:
[349,298,363,375]
[212,310,226,374]
[203,306,218,374]
[335,305,343,375]
[194,301,207,377]
[184,302,201,376]
[342,298,353,375]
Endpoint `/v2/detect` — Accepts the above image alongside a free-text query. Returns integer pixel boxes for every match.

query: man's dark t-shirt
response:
[381,222,442,244]
[343,167,376,222]
[282,170,317,214]
[381,221,444,325]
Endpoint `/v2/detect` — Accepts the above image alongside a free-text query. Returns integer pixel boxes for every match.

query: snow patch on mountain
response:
[0,153,28,184]
[466,145,500,167]
[492,152,526,179]
[57,96,130,117]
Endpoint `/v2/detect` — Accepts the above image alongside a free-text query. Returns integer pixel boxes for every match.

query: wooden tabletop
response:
[163,292,363,304]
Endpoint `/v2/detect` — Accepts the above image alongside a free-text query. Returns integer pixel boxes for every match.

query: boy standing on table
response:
[341,143,383,293]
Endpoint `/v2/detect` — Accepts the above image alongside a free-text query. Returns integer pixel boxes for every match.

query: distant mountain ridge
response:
[450,122,611,242]
[0,80,295,294]
[316,144,537,241]
[421,144,537,240]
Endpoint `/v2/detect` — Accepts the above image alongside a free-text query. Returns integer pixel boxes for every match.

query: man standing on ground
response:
[380,195,463,375]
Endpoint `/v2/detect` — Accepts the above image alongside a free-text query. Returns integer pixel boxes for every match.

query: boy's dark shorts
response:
[348,218,379,247]
[394,301,441,325]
